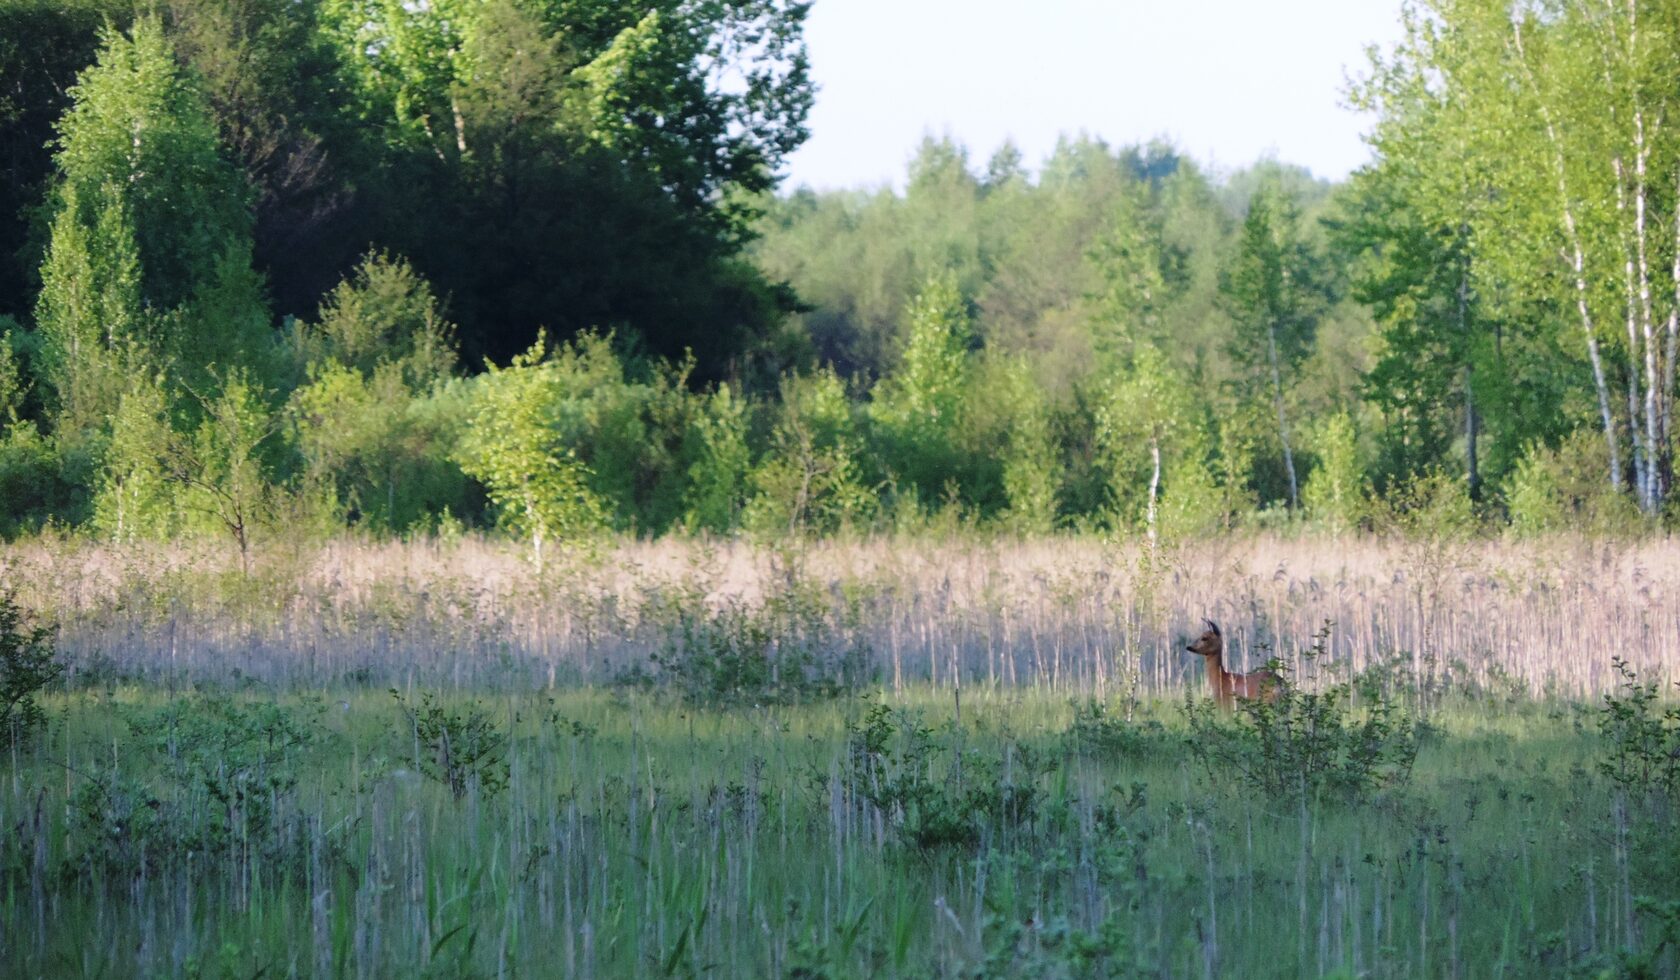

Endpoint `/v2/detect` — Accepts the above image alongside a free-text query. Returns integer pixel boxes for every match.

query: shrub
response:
[392,690,509,799]
[1302,410,1365,534]
[1185,623,1417,802]
[840,702,1054,853]
[1504,430,1642,536]
[69,695,320,877]
[745,369,873,536]
[1060,699,1166,760]
[127,696,318,851]
[0,591,61,750]
[1598,657,1680,799]
[640,580,871,707]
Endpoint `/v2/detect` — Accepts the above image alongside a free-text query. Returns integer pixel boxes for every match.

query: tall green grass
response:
[3,686,1676,977]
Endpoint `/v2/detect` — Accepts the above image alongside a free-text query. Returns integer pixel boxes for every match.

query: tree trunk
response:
[1457,257,1478,496]
[1146,434,1160,547]
[1514,21,1624,494]
[1265,323,1299,509]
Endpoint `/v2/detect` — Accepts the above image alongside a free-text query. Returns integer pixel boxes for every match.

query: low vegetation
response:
[0,534,1677,976]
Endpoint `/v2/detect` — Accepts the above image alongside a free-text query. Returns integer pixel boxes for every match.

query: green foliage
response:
[1086,177,1182,361]
[391,690,509,799]
[745,369,873,536]
[49,15,255,317]
[69,695,321,877]
[1185,624,1417,802]
[34,182,147,439]
[1220,183,1331,509]
[318,0,813,372]
[0,324,25,425]
[682,383,752,533]
[1505,430,1641,537]
[869,274,975,509]
[453,336,608,568]
[1302,410,1366,534]
[291,363,468,532]
[1598,657,1680,800]
[1093,345,1194,536]
[1059,699,1167,760]
[637,581,872,707]
[134,695,317,840]
[988,355,1060,531]
[91,374,175,541]
[0,0,127,316]
[290,254,464,532]
[168,373,290,566]
[0,590,60,750]
[841,701,1056,853]
[307,251,456,386]
[0,422,73,537]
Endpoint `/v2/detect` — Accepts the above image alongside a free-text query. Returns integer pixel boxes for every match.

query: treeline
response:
[0,0,1672,550]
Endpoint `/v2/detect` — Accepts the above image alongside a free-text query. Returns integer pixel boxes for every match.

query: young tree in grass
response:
[1095,345,1193,546]
[453,337,606,572]
[167,374,287,574]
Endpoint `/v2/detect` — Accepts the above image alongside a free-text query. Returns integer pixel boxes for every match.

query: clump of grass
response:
[67,694,322,879]
[1060,698,1167,760]
[839,700,1056,853]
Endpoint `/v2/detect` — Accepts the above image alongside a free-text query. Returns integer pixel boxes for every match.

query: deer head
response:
[1185,619,1223,660]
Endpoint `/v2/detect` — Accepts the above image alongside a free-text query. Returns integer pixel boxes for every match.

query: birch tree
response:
[1367,0,1680,513]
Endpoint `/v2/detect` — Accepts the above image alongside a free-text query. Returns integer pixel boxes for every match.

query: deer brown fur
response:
[1186,620,1280,709]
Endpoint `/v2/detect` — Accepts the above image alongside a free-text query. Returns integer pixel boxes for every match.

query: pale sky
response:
[780,0,1407,191]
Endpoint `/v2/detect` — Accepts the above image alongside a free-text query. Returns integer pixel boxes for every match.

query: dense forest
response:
[0,0,1674,551]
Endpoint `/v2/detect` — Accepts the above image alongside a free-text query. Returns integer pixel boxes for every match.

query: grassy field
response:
[2,534,1678,977]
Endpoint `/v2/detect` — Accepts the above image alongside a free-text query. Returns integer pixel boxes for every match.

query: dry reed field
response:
[3,532,1679,978]
[3,531,1674,697]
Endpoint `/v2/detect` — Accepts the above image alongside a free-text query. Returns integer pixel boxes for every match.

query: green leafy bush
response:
[69,695,320,877]
[640,580,872,707]
[1598,657,1680,799]
[1185,623,1417,802]
[840,702,1055,853]
[392,690,509,799]
[1505,430,1642,536]
[1060,699,1167,760]
[0,590,61,749]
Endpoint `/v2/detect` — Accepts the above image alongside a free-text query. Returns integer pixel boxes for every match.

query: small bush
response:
[1060,699,1166,760]
[129,696,319,850]
[1505,430,1642,537]
[69,695,320,878]
[639,582,872,708]
[0,590,61,750]
[66,765,165,878]
[1185,623,1417,802]
[392,690,509,799]
[839,702,1055,853]
[1598,657,1680,799]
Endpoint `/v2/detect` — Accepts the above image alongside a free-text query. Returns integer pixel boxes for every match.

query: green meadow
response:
[2,536,1678,978]
[3,686,1672,978]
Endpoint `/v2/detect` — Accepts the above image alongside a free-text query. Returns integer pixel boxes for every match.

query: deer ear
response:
[1204,619,1221,638]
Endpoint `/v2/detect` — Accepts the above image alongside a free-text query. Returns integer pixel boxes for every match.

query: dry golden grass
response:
[2,531,1674,696]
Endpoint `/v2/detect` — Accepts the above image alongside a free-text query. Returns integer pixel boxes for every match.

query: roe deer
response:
[1186,620,1280,709]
